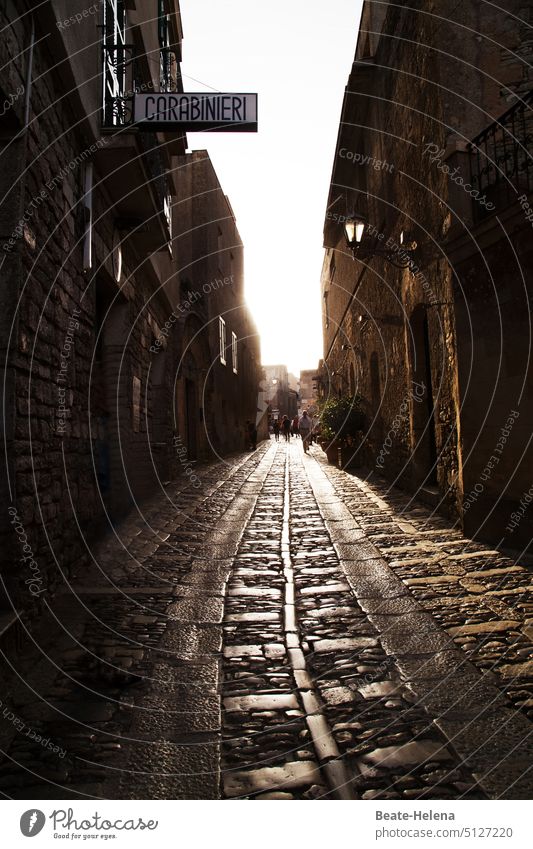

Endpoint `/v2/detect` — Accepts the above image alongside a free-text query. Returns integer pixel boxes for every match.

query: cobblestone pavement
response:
[1,439,532,799]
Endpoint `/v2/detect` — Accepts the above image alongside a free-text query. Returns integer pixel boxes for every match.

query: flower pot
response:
[338,443,363,469]
[325,441,340,465]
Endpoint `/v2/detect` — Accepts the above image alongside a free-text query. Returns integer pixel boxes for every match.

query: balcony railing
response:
[102,44,135,127]
[469,90,533,221]
[102,45,181,128]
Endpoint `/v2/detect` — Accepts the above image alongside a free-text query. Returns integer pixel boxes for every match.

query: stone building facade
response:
[0,2,261,634]
[262,364,299,422]
[321,0,533,549]
[299,368,319,415]
[173,150,264,458]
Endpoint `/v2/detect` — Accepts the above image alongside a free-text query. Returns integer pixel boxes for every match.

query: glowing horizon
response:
[180,0,363,376]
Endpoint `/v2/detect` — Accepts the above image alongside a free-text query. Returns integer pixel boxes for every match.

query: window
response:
[164,191,172,251]
[132,375,141,432]
[158,0,175,91]
[329,251,336,282]
[219,316,226,364]
[103,0,127,125]
[324,290,330,329]
[232,331,238,374]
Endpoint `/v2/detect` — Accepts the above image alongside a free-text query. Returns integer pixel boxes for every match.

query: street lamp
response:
[343,212,418,269]
[344,213,367,249]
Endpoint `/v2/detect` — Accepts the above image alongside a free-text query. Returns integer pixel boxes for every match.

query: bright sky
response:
[180,0,363,375]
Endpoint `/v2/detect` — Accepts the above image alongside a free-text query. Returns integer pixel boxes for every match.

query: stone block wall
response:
[321,0,533,535]
[0,2,186,621]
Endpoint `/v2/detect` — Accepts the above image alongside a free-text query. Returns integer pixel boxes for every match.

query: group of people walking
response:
[272,411,315,453]
[245,411,318,454]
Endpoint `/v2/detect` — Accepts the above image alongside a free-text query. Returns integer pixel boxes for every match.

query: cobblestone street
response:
[1,439,532,800]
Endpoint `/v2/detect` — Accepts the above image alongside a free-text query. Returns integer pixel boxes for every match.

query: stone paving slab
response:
[219,443,488,800]
[115,741,220,800]
[0,444,275,800]
[307,447,533,799]
[3,438,532,800]
[223,761,325,798]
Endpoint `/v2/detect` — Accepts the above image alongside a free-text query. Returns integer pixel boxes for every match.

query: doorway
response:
[409,306,437,485]
[185,378,198,460]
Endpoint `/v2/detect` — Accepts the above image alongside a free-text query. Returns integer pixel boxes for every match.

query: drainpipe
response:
[82,162,93,273]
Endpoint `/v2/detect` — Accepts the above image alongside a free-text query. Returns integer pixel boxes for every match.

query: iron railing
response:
[102,43,135,127]
[469,90,533,221]
[102,45,180,128]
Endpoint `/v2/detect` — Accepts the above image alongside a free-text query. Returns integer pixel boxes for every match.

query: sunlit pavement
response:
[1,438,532,800]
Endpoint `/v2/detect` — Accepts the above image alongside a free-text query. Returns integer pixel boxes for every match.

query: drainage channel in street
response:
[220,442,484,800]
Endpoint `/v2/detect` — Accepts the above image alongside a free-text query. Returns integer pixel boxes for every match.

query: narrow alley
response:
[2,440,531,801]
[1,1,532,832]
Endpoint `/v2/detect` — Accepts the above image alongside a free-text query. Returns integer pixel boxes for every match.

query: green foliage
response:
[319,395,365,444]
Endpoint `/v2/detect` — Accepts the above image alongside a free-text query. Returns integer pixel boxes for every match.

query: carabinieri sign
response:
[134,93,258,132]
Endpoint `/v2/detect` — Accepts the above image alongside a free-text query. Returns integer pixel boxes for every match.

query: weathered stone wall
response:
[1,4,102,616]
[453,210,533,546]
[0,2,186,620]
[321,0,532,534]
[435,0,533,546]
[174,151,262,458]
[323,0,460,511]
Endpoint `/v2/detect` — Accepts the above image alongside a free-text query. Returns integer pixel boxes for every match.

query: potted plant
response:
[318,395,366,468]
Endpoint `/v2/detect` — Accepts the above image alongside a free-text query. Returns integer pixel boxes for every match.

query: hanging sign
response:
[133,92,258,132]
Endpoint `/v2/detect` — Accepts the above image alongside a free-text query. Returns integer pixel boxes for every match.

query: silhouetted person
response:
[273,419,280,441]
[247,420,258,451]
[299,410,312,453]
[281,415,291,442]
